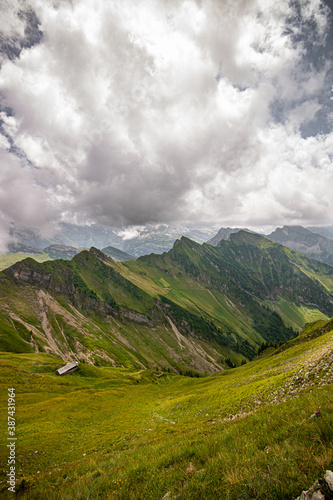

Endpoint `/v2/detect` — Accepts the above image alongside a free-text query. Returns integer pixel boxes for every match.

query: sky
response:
[0,0,333,247]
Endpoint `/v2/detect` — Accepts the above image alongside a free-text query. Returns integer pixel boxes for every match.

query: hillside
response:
[0,233,333,374]
[0,244,84,271]
[268,225,333,266]
[126,231,333,332]
[0,317,332,499]
[0,249,226,375]
[307,225,333,241]
[0,252,52,272]
[0,243,134,271]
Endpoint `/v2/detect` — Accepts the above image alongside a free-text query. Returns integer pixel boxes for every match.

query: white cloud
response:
[0,151,58,248]
[0,0,332,238]
[117,227,142,241]
[0,133,10,150]
[0,0,26,39]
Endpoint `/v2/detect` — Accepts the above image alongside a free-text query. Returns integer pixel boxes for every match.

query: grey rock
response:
[296,481,321,500]
[312,492,325,500]
[296,471,333,499]
[324,470,333,491]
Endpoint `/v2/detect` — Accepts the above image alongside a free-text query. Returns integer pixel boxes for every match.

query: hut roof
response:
[55,361,78,376]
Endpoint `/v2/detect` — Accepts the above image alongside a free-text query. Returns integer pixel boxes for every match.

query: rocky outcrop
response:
[7,260,119,317]
[296,470,333,500]
[8,261,75,295]
[10,265,53,287]
[122,310,153,326]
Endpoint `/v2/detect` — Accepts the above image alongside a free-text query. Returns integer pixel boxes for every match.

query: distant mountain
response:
[119,225,216,257]
[307,226,333,241]
[43,244,81,260]
[8,242,44,254]
[0,244,85,271]
[7,243,83,262]
[267,225,333,266]
[1,231,333,374]
[207,227,254,246]
[8,222,219,257]
[0,242,134,271]
[101,246,135,261]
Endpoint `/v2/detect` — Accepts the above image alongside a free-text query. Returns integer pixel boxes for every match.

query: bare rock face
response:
[11,266,52,286]
[122,310,153,326]
[296,471,333,500]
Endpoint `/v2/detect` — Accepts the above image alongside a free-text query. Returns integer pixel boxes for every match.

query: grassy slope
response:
[121,244,266,347]
[120,234,333,340]
[1,234,333,372]
[0,318,332,499]
[0,252,227,374]
[0,253,52,272]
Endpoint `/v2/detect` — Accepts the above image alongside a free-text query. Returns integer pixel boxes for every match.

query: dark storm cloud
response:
[0,0,332,240]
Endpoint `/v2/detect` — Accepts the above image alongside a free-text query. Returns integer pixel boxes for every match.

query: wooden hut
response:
[55,361,78,376]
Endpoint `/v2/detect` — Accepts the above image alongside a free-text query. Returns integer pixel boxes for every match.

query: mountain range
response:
[6,242,135,263]
[1,225,333,498]
[6,222,333,270]
[8,222,219,257]
[267,225,333,266]
[207,224,333,268]
[1,231,333,375]
[207,227,250,246]
[0,270,333,499]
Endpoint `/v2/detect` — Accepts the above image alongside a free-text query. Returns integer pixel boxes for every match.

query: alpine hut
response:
[55,361,78,376]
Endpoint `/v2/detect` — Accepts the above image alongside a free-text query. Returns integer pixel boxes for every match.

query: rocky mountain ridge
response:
[1,233,333,374]
[268,225,333,267]
[209,225,333,268]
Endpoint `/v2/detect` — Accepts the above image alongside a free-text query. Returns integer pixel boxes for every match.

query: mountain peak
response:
[208,227,260,247]
[267,225,333,266]
[207,227,244,246]
[228,230,264,246]
[280,225,312,235]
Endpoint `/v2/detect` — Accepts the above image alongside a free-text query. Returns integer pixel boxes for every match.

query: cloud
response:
[0,0,332,240]
[0,149,58,250]
[0,0,43,63]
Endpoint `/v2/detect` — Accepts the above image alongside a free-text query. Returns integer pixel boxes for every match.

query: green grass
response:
[1,236,333,498]
[273,297,329,329]
[0,254,52,271]
[0,321,332,499]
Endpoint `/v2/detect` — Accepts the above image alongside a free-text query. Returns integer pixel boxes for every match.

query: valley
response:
[2,1,333,497]
[0,231,332,498]
[0,317,332,498]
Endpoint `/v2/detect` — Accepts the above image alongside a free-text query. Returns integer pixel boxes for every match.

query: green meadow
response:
[0,319,332,499]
